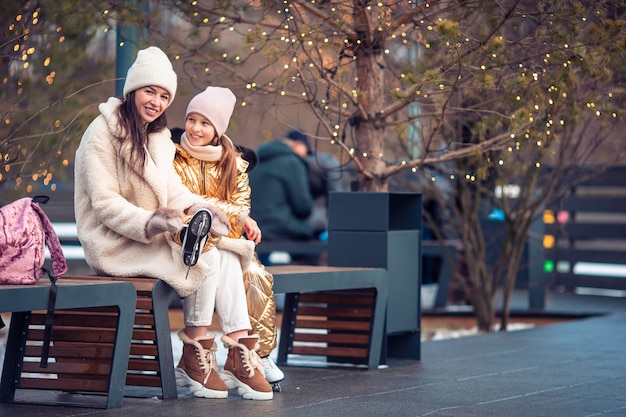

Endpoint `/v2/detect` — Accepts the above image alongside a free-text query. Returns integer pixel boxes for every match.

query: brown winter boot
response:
[220,335,273,400]
[175,330,228,398]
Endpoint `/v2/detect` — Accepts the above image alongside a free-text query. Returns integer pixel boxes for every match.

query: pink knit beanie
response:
[185,86,236,138]
[123,46,177,106]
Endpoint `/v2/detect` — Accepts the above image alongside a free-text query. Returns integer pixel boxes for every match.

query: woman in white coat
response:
[73,46,272,401]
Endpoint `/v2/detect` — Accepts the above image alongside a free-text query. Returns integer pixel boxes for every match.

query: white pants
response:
[183,247,251,334]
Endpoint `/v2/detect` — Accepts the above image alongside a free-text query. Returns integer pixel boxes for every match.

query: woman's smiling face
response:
[134,86,171,124]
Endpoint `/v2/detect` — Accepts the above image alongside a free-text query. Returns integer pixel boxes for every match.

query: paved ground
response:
[1,290,625,417]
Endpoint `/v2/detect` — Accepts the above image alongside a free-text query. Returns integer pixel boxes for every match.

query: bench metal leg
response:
[106,287,138,408]
[0,312,30,402]
[277,293,299,367]
[368,283,387,369]
[151,280,182,400]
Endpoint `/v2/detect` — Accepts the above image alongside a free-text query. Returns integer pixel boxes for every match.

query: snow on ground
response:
[425,322,534,341]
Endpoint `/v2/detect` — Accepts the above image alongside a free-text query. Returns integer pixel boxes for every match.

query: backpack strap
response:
[39,267,58,368]
[31,196,66,368]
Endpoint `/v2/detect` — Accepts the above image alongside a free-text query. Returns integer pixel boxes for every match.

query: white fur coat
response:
[74,97,212,296]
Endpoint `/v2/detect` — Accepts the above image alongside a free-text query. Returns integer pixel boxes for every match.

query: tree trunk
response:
[352,0,387,192]
[467,248,496,332]
[499,216,533,331]
[452,183,497,332]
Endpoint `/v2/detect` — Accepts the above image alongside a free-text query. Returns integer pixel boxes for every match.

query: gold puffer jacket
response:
[173,145,277,356]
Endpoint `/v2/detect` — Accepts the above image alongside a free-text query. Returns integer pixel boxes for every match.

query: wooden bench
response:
[17,266,388,400]
[268,265,388,370]
[0,279,136,409]
[46,226,391,392]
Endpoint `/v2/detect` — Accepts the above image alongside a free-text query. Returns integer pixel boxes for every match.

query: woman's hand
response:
[146,207,184,238]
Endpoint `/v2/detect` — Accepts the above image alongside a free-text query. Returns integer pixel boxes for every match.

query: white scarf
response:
[180,132,222,162]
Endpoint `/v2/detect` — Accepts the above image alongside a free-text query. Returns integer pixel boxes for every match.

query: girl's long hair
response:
[116,91,168,171]
[214,135,240,201]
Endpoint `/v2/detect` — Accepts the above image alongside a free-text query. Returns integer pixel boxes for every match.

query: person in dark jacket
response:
[249,135,314,242]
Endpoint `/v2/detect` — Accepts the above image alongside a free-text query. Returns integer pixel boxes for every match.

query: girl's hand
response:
[244,217,262,244]
[187,202,231,237]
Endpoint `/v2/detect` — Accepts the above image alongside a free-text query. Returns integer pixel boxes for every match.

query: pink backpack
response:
[0,195,68,367]
[0,196,67,284]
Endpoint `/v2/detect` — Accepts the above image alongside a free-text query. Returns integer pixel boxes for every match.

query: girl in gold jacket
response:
[172,86,284,390]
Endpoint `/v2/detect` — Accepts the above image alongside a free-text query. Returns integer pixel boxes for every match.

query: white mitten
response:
[216,237,255,273]
[188,202,231,237]
[146,207,184,238]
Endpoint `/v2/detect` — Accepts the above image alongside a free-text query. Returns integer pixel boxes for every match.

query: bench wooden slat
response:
[127,359,161,372]
[27,327,117,344]
[18,378,110,393]
[291,345,368,358]
[296,305,373,318]
[129,344,159,357]
[136,298,155,310]
[30,312,120,328]
[22,360,112,375]
[293,332,370,345]
[25,343,114,359]
[132,328,157,340]
[125,374,163,387]
[134,314,158,327]
[298,291,375,305]
[295,318,372,332]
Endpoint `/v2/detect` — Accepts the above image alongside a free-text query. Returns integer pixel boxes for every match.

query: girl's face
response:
[134,86,170,124]
[185,113,217,146]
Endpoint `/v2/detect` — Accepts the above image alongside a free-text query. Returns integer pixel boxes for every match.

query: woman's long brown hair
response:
[116,90,168,172]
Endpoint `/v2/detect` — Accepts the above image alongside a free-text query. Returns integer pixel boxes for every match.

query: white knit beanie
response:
[123,46,177,106]
[185,86,236,138]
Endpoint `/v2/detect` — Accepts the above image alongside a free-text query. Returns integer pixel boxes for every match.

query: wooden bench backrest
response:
[19,276,178,394]
[285,288,376,365]
[18,306,120,394]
